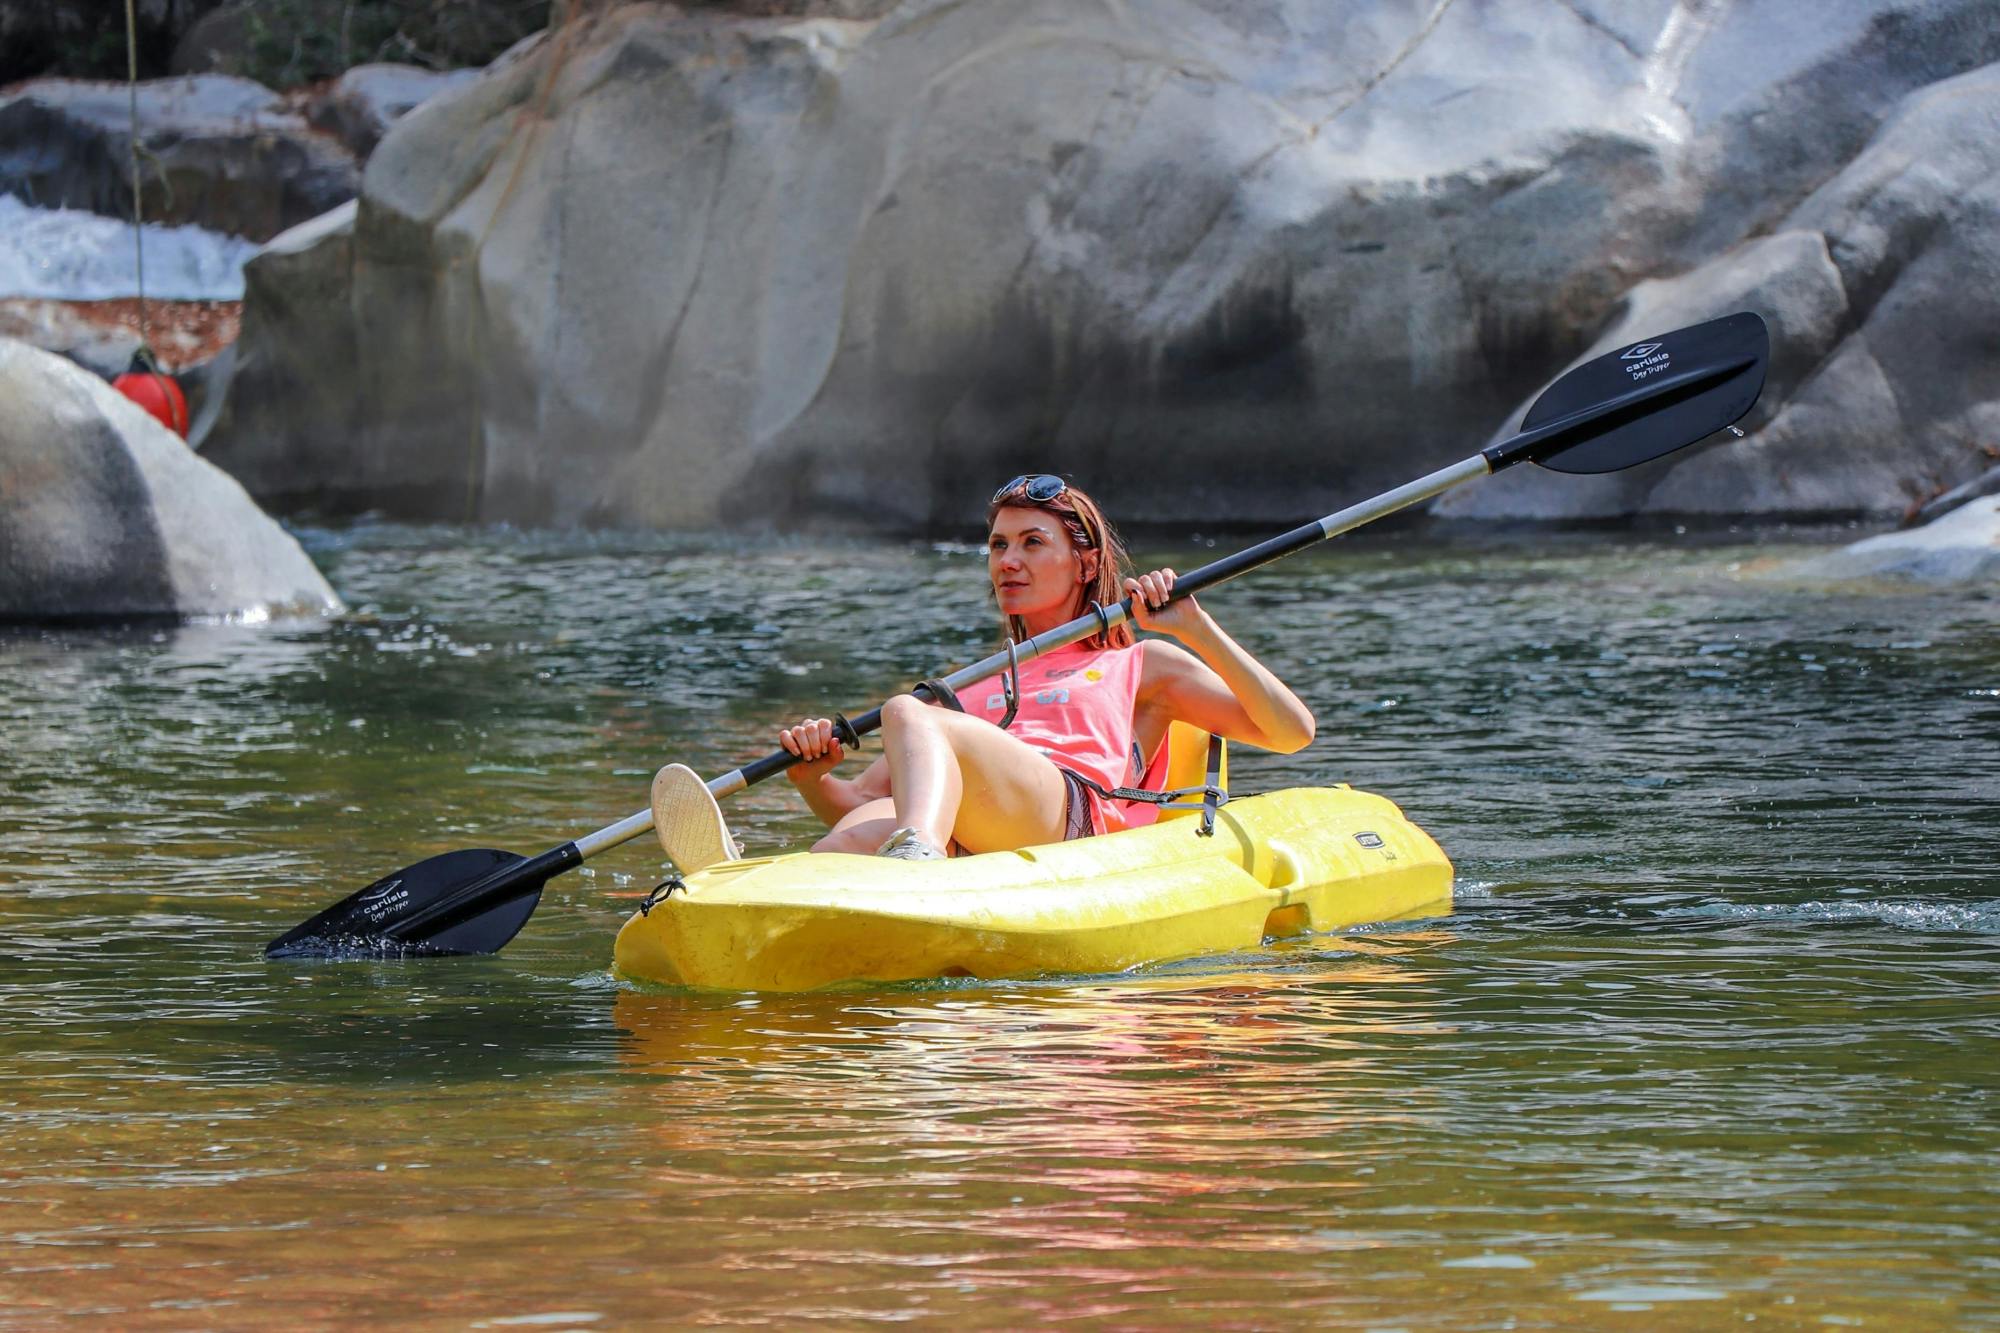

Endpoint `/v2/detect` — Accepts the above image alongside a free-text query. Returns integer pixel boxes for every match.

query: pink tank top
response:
[959,641,1154,834]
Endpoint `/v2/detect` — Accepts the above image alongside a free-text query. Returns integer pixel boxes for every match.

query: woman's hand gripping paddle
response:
[266,311,1768,959]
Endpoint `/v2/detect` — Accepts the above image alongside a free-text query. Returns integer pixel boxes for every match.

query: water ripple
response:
[0,525,1995,1327]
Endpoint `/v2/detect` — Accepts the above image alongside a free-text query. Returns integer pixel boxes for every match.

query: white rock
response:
[1790,496,2000,584]
[0,338,343,621]
[205,0,2000,531]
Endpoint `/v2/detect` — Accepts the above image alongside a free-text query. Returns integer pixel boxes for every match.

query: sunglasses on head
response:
[991,474,1067,506]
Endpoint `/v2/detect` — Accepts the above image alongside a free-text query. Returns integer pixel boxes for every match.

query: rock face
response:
[0,75,359,242]
[206,1,2000,531]
[1443,61,2000,522]
[1788,496,2000,584]
[0,338,342,621]
[1912,462,2000,527]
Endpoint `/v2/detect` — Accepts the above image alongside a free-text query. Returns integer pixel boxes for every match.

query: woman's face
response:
[987,504,1092,621]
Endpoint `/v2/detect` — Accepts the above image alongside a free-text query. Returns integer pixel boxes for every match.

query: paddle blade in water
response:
[265,848,543,959]
[1491,311,1770,475]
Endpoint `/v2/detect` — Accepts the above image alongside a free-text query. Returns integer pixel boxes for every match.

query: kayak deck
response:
[613,785,1452,992]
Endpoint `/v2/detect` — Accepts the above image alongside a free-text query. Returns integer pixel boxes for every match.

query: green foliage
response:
[0,0,554,89]
[231,0,551,88]
[0,0,185,85]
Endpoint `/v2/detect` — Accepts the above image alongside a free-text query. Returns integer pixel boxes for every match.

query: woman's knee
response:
[880,692,930,732]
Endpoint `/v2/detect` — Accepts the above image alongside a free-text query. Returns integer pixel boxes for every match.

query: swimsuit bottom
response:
[1057,767,1097,841]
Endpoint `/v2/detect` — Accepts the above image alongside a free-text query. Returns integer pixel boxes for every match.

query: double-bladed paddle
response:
[265,310,1769,959]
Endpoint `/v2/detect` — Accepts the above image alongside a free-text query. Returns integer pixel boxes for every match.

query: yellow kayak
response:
[613,784,1452,992]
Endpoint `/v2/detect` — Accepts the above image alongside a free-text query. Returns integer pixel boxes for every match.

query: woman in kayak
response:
[779,474,1316,859]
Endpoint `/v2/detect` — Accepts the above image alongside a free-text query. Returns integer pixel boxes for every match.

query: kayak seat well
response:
[1147,720,1227,825]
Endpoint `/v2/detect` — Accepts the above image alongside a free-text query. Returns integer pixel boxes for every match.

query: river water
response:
[2,523,1995,1328]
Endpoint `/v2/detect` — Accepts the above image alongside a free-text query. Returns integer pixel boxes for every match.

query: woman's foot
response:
[876,827,948,861]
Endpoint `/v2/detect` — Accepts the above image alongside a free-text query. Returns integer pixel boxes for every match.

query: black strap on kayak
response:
[1197,731,1224,837]
[914,678,966,712]
[637,872,687,916]
[1067,733,1229,838]
[851,650,1003,748]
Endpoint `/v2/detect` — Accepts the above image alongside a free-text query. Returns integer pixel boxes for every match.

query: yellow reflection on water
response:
[610,949,1457,1291]
[0,931,1980,1329]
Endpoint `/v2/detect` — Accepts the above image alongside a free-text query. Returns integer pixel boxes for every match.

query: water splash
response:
[0,195,260,301]
[1662,897,2000,933]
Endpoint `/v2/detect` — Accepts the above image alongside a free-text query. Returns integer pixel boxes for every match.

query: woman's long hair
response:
[985,478,1134,651]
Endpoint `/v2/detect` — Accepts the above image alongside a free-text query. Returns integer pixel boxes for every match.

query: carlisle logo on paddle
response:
[360,877,409,924]
[1620,340,1672,383]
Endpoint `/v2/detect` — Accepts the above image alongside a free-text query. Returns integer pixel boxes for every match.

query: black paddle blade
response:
[1493,311,1770,475]
[265,848,544,960]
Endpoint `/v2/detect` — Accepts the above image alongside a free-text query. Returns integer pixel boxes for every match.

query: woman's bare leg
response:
[878,694,962,846]
[815,798,899,854]
[874,694,1072,853]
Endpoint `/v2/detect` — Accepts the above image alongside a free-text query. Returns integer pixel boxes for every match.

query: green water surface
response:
[1,525,1996,1328]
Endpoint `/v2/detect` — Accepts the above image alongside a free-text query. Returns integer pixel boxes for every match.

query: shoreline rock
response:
[0,297,240,376]
[0,337,342,622]
[1785,496,2000,585]
[0,75,359,241]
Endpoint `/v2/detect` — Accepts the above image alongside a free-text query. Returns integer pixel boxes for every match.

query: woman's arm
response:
[779,719,892,827]
[1129,570,1316,754]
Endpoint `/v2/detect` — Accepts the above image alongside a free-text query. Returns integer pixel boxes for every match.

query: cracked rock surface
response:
[203,0,2000,531]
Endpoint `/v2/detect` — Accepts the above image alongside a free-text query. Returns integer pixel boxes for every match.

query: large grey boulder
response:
[206,1,2000,531]
[0,338,342,621]
[1443,61,2000,522]
[0,75,358,241]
